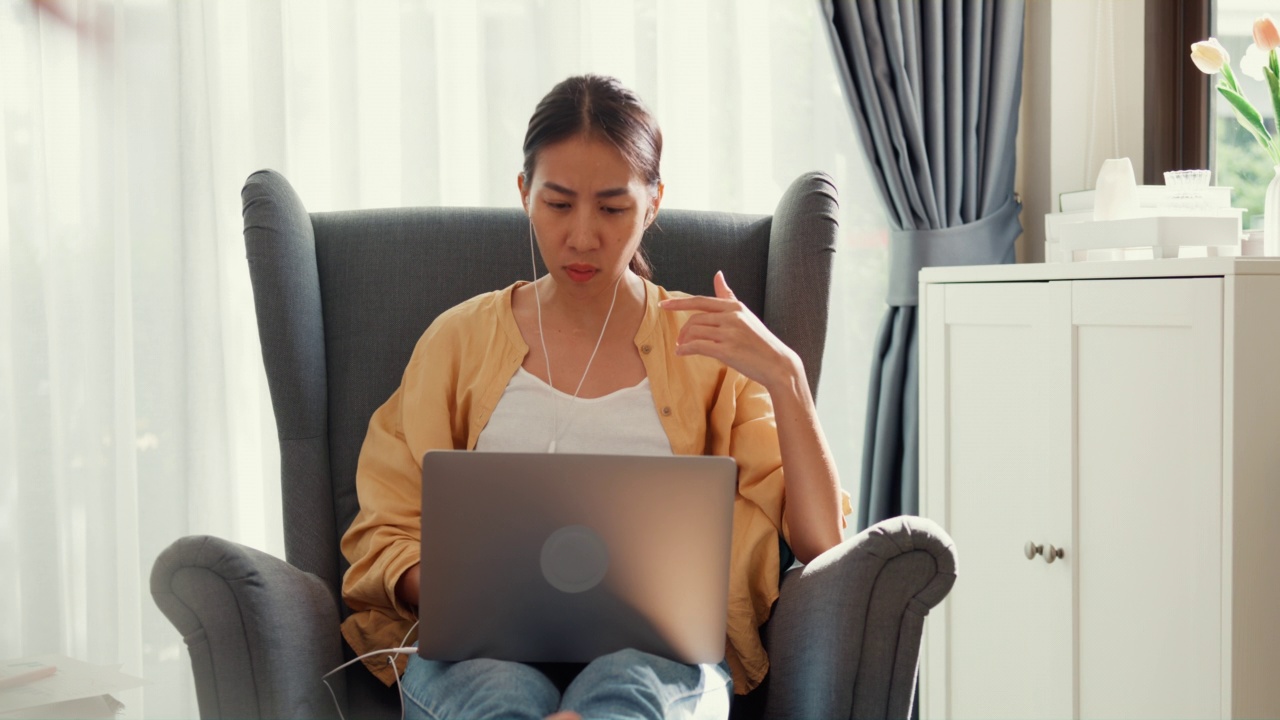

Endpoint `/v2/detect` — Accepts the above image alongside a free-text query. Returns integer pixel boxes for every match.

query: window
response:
[1213,0,1277,224]
[1153,0,1280,225]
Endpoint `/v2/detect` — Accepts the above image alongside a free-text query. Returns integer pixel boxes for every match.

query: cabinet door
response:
[1072,278,1224,719]
[921,281,1074,719]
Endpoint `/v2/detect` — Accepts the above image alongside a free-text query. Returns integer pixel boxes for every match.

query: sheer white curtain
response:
[0,1,886,717]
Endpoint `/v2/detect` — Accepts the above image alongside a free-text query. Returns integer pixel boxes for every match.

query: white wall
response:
[1018,0,1147,262]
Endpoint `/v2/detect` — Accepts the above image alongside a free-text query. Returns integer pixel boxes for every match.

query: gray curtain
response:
[822,0,1026,529]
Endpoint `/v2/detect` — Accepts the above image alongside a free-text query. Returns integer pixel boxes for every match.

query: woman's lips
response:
[564,265,598,283]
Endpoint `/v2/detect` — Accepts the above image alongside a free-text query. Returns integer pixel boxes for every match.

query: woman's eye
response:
[545,201,570,211]
[602,206,627,215]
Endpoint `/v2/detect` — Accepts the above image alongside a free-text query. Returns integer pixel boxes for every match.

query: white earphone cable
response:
[389,621,419,720]
[553,273,623,451]
[529,220,559,450]
[322,643,418,720]
[528,218,625,453]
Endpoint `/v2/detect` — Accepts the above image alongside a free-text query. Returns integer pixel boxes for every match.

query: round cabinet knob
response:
[1024,541,1044,560]
[1044,544,1065,564]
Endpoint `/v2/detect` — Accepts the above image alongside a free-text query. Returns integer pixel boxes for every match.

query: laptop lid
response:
[417,451,736,665]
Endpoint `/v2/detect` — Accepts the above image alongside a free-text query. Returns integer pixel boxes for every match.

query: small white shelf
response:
[919,257,1280,286]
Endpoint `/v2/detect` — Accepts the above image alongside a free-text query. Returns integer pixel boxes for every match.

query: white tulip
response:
[1191,38,1230,74]
[1242,43,1270,81]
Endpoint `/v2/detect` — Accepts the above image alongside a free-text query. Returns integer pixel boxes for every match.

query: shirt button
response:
[661,406,671,416]
[641,345,652,354]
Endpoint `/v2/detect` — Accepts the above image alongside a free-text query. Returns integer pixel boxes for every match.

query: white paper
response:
[0,655,143,715]
[0,694,122,719]
[0,661,56,690]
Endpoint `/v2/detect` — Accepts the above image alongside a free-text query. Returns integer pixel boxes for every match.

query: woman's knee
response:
[580,648,669,680]
[561,649,706,718]
[401,656,560,720]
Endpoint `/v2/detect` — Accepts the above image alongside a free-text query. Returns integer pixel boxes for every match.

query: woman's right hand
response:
[396,563,421,610]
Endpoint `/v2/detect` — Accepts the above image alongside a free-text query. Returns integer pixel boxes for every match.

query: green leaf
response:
[1217,121,1272,222]
[1267,66,1280,157]
[1218,85,1277,161]
[1222,63,1242,94]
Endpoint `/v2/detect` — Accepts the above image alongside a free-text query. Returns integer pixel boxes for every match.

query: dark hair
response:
[522,75,662,280]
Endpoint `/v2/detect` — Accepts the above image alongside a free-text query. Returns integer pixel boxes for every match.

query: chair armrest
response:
[150,535,345,720]
[764,171,839,397]
[761,516,957,720]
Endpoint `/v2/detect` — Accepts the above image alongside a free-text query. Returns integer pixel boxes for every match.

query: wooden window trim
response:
[1144,0,1212,183]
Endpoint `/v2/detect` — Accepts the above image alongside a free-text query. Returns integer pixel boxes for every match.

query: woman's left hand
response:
[659,271,802,391]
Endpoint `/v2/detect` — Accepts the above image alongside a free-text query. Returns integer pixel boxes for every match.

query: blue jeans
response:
[400,649,733,720]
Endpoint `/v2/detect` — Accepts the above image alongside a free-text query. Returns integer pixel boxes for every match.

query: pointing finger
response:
[659,296,738,313]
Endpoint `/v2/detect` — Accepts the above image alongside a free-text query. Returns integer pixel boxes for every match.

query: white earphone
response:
[524,209,622,454]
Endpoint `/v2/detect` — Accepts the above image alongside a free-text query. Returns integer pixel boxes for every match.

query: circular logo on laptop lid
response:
[540,525,609,594]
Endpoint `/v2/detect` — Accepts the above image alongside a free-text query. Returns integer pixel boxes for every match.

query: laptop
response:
[417,450,737,665]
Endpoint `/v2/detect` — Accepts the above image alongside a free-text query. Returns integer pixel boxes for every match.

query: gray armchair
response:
[150,169,957,720]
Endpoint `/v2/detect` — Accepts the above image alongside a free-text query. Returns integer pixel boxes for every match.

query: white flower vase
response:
[1266,165,1280,256]
[1093,158,1139,221]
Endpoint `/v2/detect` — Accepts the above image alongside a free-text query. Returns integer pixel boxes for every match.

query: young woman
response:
[340,74,847,720]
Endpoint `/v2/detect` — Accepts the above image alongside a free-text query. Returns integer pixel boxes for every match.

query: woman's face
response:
[519,134,660,292]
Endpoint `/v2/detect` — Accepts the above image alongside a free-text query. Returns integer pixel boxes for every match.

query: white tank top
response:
[475,367,674,456]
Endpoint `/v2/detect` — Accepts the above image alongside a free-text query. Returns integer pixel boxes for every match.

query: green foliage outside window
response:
[1217,117,1274,229]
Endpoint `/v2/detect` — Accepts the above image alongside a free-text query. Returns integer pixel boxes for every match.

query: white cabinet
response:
[918,259,1280,720]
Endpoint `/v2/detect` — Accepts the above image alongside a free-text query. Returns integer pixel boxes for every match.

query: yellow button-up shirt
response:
[340,278,848,694]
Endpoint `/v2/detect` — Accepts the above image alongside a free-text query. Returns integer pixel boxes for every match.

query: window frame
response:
[1143,0,1212,184]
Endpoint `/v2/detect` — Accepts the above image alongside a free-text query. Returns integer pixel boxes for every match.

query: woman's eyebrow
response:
[544,181,630,199]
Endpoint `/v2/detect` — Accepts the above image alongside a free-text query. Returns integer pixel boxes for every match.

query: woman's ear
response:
[517,173,530,216]
[645,182,665,226]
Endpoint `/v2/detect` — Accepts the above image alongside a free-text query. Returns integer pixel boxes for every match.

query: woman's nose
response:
[566,212,601,251]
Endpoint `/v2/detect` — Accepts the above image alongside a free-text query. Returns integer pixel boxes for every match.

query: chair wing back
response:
[242,169,838,603]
